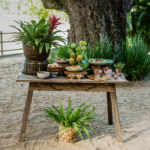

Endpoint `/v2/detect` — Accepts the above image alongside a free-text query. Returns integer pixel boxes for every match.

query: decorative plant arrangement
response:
[11,15,66,52]
[68,41,87,65]
[10,15,66,74]
[114,62,125,74]
[114,62,125,69]
[44,99,100,143]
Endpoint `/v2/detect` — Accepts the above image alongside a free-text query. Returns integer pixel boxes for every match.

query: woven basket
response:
[59,126,78,143]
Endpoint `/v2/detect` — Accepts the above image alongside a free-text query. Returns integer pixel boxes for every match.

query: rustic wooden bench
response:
[16,72,128,142]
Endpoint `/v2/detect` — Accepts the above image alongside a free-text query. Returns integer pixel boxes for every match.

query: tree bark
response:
[42,0,135,46]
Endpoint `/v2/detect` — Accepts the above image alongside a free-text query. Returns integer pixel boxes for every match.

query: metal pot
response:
[22,58,49,75]
[115,68,122,74]
[23,43,50,60]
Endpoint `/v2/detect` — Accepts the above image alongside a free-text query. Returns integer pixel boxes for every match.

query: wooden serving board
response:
[64,71,87,75]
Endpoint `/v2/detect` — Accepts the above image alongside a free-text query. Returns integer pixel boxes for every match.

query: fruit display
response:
[67,40,87,66]
[87,59,113,65]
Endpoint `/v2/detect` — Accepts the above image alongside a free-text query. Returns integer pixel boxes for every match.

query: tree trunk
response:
[42,0,134,46]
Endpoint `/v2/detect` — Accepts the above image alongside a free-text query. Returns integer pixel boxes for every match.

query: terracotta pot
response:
[59,126,78,143]
[115,68,122,74]
[23,43,50,60]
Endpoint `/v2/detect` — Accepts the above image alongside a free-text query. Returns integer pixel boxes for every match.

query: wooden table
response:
[16,72,128,142]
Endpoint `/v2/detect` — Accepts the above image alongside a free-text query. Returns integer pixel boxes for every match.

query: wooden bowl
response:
[47,66,63,72]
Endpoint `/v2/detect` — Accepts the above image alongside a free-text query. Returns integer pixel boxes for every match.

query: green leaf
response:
[72,122,83,139]
[39,43,44,53]
[79,104,91,114]
[59,101,67,121]
[45,43,50,53]
[67,99,71,122]
[77,107,95,122]
[57,125,70,134]
[82,124,96,135]
[82,127,93,144]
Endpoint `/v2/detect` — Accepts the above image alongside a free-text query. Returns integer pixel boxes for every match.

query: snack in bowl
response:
[56,58,66,61]
[47,62,63,72]
[69,65,82,70]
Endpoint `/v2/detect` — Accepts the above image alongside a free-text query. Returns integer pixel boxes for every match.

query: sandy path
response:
[0,58,150,150]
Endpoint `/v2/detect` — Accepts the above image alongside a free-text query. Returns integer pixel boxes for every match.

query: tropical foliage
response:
[43,99,100,144]
[120,36,150,80]
[86,39,115,60]
[127,0,150,46]
[10,16,66,53]
[58,46,70,59]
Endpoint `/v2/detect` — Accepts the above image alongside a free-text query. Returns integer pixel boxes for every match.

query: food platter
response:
[87,58,113,65]
[53,58,69,63]
[65,66,83,72]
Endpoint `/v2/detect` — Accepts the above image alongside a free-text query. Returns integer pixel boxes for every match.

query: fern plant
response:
[43,99,100,144]
[10,16,66,53]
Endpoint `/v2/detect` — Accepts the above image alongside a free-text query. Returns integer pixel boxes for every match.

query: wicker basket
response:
[59,126,78,143]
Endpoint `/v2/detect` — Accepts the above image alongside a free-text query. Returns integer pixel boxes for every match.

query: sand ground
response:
[0,55,150,150]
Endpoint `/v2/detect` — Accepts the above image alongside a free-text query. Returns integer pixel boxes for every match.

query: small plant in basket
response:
[114,62,125,73]
[43,99,100,144]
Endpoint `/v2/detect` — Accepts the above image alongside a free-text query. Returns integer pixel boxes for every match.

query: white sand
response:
[0,57,150,150]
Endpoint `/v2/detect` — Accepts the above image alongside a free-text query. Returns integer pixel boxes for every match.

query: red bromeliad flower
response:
[48,15,61,35]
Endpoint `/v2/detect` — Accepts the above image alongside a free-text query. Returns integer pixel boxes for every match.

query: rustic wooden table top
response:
[16,72,128,84]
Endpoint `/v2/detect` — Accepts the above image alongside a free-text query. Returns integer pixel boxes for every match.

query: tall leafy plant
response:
[10,16,66,53]
[58,45,70,59]
[121,36,150,80]
[44,99,100,144]
[86,39,115,60]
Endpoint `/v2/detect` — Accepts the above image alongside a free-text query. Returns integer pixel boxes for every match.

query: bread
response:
[102,76,112,80]
[94,77,102,82]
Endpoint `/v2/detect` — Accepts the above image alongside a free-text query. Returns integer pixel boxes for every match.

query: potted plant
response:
[11,15,66,74]
[114,62,125,73]
[44,99,100,143]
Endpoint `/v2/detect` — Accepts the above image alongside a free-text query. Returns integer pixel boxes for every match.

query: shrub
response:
[121,36,150,80]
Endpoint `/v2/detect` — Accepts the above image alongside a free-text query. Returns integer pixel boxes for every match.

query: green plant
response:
[127,0,150,46]
[58,45,70,59]
[114,62,125,69]
[86,39,115,60]
[10,16,66,53]
[120,36,150,80]
[43,99,100,144]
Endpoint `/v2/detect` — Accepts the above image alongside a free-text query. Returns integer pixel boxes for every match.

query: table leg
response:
[110,92,122,142]
[107,92,113,125]
[19,89,33,142]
